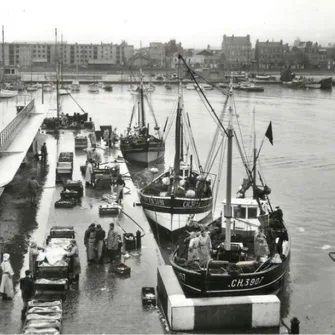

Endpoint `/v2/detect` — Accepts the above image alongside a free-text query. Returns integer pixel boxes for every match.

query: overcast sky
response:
[1,0,335,48]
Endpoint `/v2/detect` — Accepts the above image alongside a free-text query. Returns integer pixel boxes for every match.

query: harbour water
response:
[0,83,335,333]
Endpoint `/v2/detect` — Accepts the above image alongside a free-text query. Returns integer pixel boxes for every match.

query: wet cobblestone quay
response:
[0,132,167,334]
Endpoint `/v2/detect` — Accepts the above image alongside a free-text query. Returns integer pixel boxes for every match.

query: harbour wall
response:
[157,265,281,331]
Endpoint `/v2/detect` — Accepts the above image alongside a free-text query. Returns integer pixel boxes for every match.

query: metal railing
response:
[0,98,35,149]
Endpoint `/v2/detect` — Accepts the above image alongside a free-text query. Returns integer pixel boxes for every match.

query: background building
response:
[255,40,284,69]
[221,35,252,70]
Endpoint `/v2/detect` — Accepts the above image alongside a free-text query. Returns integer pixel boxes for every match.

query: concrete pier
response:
[157,265,281,332]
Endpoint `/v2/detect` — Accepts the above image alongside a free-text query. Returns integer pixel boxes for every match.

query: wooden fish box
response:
[112,262,130,276]
[34,279,68,292]
[49,226,75,238]
[124,233,136,251]
[74,135,88,149]
[64,180,83,197]
[141,287,156,306]
[35,266,69,280]
[99,204,119,216]
[55,199,76,208]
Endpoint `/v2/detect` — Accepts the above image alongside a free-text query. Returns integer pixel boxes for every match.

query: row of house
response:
[0,41,134,69]
[1,36,335,73]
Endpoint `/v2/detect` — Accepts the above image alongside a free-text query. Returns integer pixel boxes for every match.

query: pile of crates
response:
[56,152,73,183]
[22,300,62,334]
[55,180,83,208]
[74,135,88,149]
[22,227,76,334]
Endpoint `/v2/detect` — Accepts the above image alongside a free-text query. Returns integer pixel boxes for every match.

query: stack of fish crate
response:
[56,152,73,183]
[22,300,62,334]
[55,180,83,208]
[34,227,75,298]
[74,135,88,149]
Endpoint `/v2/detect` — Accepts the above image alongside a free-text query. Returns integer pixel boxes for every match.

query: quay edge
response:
[157,265,281,332]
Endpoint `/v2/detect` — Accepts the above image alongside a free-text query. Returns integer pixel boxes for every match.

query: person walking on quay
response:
[40,142,48,164]
[95,224,106,264]
[19,270,35,320]
[66,240,81,282]
[85,159,94,187]
[112,218,123,254]
[27,176,41,205]
[0,253,14,300]
[107,223,119,263]
[85,224,96,263]
[115,174,126,205]
[29,241,44,279]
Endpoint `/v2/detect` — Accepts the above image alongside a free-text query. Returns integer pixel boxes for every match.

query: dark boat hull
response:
[140,194,212,231]
[120,138,165,164]
[319,77,332,90]
[170,252,290,297]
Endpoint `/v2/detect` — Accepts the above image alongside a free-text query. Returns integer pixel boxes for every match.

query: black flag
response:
[265,122,273,145]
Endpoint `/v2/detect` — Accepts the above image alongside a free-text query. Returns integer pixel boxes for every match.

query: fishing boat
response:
[71,80,81,92]
[319,77,332,90]
[169,82,290,297]
[103,84,113,92]
[234,82,264,92]
[139,58,213,232]
[88,83,99,93]
[120,70,165,165]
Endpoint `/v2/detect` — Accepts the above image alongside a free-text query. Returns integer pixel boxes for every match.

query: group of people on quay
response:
[84,221,123,264]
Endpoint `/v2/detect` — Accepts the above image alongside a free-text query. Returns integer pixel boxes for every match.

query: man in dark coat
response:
[20,270,35,320]
[95,224,106,264]
[27,177,40,205]
[40,142,48,164]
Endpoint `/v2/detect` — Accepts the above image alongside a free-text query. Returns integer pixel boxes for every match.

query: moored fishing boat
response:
[120,70,165,165]
[139,56,213,232]
[169,82,290,297]
[319,76,332,90]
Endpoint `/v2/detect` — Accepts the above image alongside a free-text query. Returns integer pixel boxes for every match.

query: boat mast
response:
[55,28,60,121]
[140,69,145,128]
[252,108,257,198]
[173,62,183,192]
[2,26,5,87]
[223,88,234,255]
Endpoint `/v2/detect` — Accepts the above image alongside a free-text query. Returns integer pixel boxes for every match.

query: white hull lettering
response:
[230,276,264,288]
[183,200,200,208]
[148,198,165,206]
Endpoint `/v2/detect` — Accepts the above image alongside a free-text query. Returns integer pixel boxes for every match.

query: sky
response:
[1,0,335,49]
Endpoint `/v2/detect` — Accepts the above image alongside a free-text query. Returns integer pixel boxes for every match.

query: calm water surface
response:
[1,83,335,333]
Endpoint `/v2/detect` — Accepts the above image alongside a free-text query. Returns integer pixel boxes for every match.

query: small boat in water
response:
[88,83,99,93]
[120,70,165,165]
[164,84,172,90]
[0,88,18,98]
[103,84,113,92]
[234,82,264,92]
[71,80,81,92]
[169,82,290,297]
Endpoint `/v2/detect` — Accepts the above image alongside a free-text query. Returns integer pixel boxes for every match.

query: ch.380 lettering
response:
[230,276,264,288]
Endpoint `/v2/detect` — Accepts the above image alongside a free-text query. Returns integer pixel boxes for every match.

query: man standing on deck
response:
[27,177,41,205]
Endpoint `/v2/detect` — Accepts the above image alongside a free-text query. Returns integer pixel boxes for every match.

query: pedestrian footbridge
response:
[0,98,45,193]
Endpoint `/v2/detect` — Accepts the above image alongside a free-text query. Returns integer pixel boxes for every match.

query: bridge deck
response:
[0,107,45,187]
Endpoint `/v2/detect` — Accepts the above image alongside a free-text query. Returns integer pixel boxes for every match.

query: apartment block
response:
[221,35,252,70]
[255,40,284,69]
[0,41,134,68]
